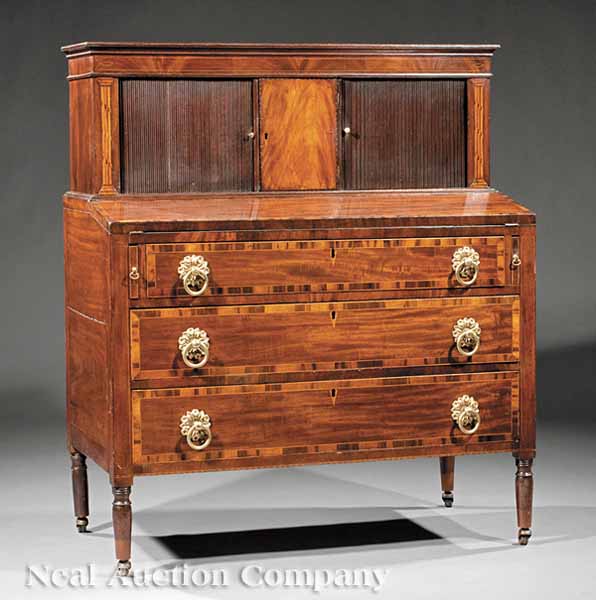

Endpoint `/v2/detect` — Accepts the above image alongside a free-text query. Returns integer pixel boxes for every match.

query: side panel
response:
[64,208,111,469]
[68,78,119,194]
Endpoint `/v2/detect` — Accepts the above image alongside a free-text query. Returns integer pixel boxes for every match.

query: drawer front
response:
[142,236,507,299]
[132,372,518,469]
[130,295,519,382]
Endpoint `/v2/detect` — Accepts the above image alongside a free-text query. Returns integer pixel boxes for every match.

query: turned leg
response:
[112,486,132,576]
[70,451,89,532]
[440,456,455,507]
[515,458,534,545]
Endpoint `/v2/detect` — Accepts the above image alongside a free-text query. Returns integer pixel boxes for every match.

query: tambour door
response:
[342,80,467,189]
[121,80,254,193]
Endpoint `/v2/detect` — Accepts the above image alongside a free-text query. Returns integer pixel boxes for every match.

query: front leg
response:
[70,451,89,532]
[112,486,132,575]
[439,456,455,507]
[515,458,534,545]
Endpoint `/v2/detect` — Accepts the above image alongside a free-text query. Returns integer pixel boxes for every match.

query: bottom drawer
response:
[132,371,519,473]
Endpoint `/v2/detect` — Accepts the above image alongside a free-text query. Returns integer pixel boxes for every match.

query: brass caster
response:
[116,560,132,577]
[518,528,531,545]
[76,517,89,533]
[442,492,454,508]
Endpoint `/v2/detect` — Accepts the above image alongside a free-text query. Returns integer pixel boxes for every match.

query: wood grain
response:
[62,43,497,80]
[143,236,506,300]
[68,78,119,194]
[515,225,536,459]
[66,308,110,466]
[67,190,536,234]
[343,80,466,189]
[64,208,110,321]
[467,79,490,187]
[260,79,337,190]
[121,80,253,193]
[130,295,520,382]
[132,371,518,469]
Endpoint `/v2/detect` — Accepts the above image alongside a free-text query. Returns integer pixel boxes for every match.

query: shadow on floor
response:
[153,517,442,560]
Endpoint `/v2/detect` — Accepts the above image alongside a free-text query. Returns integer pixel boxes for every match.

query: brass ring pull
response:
[452,246,480,286]
[180,409,212,451]
[451,395,480,435]
[452,317,481,357]
[178,255,210,297]
[178,327,210,369]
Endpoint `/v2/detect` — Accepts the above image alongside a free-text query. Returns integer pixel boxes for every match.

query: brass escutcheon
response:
[451,395,481,435]
[178,255,210,297]
[452,246,480,286]
[178,327,210,369]
[452,317,481,357]
[180,409,213,451]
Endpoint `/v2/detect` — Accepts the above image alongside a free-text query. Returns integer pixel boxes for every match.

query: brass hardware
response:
[129,266,140,280]
[452,246,480,286]
[451,395,480,435]
[178,327,210,369]
[180,409,213,451]
[247,131,255,140]
[343,127,351,135]
[177,255,210,297]
[452,317,481,357]
[511,253,522,269]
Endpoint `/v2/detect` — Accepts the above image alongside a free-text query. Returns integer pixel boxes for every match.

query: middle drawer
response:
[130,295,519,383]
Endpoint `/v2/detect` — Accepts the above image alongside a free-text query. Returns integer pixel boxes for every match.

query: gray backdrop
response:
[1,0,595,427]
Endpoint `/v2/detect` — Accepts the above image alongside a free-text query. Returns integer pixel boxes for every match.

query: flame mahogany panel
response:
[142,236,507,300]
[130,296,519,383]
[260,79,338,190]
[132,371,518,470]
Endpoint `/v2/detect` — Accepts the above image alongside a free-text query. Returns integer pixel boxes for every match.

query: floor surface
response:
[2,422,595,598]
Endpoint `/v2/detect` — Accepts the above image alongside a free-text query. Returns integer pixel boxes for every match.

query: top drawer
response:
[139,236,508,300]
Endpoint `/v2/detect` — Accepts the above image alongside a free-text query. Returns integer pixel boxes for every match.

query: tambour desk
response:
[62,42,536,575]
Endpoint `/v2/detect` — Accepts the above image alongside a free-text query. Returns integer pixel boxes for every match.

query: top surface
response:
[62,42,500,55]
[64,189,534,233]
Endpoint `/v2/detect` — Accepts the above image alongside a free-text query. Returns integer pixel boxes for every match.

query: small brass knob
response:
[452,317,481,357]
[178,327,210,369]
[180,409,212,451]
[451,395,480,435]
[178,255,210,297]
[452,246,480,286]
[343,127,351,135]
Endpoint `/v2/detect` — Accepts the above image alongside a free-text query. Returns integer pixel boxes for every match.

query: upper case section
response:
[63,43,498,195]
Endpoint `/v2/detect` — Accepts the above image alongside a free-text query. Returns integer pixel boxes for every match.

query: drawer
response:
[130,295,519,382]
[140,236,508,300]
[132,371,519,469]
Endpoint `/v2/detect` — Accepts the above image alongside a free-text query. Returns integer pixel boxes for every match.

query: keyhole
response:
[264,132,269,140]
[330,388,337,398]
[330,247,336,259]
[331,310,337,321]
